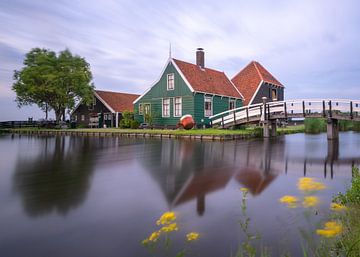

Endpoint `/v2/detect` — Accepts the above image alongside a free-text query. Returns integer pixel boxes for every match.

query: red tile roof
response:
[95,90,139,112]
[173,59,243,99]
[231,61,283,106]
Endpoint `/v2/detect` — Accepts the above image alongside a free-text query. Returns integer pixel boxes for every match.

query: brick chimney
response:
[196,48,205,69]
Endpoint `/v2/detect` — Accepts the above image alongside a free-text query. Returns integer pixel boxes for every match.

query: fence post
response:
[221,116,224,129]
[233,111,236,124]
[302,101,306,117]
[350,101,353,119]
[322,100,326,117]
[329,100,332,118]
[284,102,287,119]
[246,107,249,121]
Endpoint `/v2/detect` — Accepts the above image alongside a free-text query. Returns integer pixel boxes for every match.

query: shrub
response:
[119,111,134,128]
[130,120,140,129]
[304,118,326,134]
[334,167,360,205]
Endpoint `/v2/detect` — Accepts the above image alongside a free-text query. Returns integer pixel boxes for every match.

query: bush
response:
[353,121,360,132]
[130,120,140,129]
[119,111,134,128]
[334,166,360,205]
[304,118,326,134]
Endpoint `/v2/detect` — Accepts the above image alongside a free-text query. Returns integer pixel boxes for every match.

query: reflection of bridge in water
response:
[141,137,360,216]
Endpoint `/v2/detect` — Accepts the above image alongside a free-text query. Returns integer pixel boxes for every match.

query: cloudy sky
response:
[1,0,360,120]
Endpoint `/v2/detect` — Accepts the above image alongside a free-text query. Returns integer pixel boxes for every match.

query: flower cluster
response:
[142,211,200,247]
[298,177,326,192]
[186,232,200,241]
[303,196,320,208]
[316,221,343,238]
[279,195,298,208]
[330,202,347,211]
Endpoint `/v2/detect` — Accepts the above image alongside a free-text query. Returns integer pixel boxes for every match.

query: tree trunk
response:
[62,108,66,121]
[55,109,62,123]
[45,104,48,120]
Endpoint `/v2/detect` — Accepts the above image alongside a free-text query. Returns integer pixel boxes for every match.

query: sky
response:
[1,0,360,121]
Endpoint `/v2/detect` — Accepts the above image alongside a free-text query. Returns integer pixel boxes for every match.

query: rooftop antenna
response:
[169,42,172,59]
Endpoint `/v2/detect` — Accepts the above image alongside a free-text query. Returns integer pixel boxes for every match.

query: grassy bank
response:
[2,125,304,137]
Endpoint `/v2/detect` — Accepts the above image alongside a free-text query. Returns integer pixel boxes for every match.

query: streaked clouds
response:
[0,0,359,120]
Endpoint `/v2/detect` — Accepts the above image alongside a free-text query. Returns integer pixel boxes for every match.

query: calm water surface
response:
[0,133,359,257]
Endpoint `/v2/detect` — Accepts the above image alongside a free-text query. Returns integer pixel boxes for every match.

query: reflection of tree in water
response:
[13,136,95,217]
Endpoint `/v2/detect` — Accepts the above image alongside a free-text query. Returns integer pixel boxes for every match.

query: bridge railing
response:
[210,99,360,128]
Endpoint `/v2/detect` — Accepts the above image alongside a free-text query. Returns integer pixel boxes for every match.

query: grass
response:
[304,118,360,134]
[332,167,360,257]
[4,125,305,137]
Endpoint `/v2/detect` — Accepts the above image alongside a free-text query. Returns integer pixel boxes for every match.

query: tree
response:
[13,48,95,122]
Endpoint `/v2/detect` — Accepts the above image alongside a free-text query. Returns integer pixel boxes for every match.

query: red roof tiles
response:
[95,90,139,112]
[173,59,243,99]
[232,61,283,106]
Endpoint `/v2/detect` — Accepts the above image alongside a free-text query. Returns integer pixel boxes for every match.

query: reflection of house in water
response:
[13,136,96,217]
[141,138,360,216]
[141,139,286,215]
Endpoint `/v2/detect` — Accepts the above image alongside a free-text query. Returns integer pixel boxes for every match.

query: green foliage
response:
[334,167,360,205]
[119,111,136,129]
[353,121,360,132]
[304,118,326,134]
[338,120,353,131]
[12,48,94,122]
[130,120,140,129]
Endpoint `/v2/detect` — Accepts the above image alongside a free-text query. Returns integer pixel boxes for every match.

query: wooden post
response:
[302,101,306,117]
[322,100,326,117]
[284,102,287,119]
[329,100,332,118]
[350,101,353,119]
[327,118,339,140]
[246,107,249,121]
[233,111,236,125]
[221,116,224,129]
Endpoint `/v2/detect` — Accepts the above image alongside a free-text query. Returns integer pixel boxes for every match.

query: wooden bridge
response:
[209,98,360,140]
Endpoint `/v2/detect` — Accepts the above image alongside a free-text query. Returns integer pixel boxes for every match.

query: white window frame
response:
[162,98,170,117]
[138,103,143,115]
[167,73,174,90]
[204,96,213,117]
[173,97,182,117]
[229,99,236,110]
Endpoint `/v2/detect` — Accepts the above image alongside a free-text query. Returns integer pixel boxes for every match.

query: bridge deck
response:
[210,99,360,128]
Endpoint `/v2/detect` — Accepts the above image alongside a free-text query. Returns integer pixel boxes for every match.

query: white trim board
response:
[248,80,264,105]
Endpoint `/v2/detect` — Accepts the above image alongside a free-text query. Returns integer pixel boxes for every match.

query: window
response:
[167,73,174,90]
[204,96,213,117]
[162,98,170,117]
[271,89,277,101]
[229,99,236,110]
[81,115,85,121]
[174,97,182,117]
[139,103,143,115]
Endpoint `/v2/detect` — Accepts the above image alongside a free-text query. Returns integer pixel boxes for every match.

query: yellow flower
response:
[161,223,179,233]
[330,203,347,211]
[148,231,161,242]
[303,196,320,208]
[316,221,343,238]
[297,177,326,192]
[141,239,149,245]
[240,188,248,193]
[186,232,200,241]
[156,212,176,226]
[279,195,299,208]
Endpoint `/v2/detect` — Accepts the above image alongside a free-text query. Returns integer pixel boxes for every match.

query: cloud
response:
[0,0,360,120]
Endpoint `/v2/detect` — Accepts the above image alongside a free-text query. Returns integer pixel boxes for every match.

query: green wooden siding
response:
[193,94,243,125]
[134,62,194,125]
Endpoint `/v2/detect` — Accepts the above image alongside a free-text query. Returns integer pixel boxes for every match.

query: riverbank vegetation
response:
[304,118,360,134]
[2,125,304,137]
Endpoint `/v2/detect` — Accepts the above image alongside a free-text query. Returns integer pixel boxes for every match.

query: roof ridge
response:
[172,58,224,74]
[252,61,264,81]
[95,89,139,96]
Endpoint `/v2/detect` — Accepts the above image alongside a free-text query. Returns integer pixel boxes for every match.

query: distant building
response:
[133,48,244,127]
[231,61,284,106]
[71,90,139,128]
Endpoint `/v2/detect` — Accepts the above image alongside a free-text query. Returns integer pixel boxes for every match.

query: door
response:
[143,104,151,123]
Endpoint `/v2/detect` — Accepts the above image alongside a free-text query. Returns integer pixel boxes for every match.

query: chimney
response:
[196,48,205,69]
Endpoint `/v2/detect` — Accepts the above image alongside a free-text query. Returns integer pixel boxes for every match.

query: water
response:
[0,133,359,257]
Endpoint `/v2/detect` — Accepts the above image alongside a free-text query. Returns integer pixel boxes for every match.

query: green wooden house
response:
[133,48,244,127]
